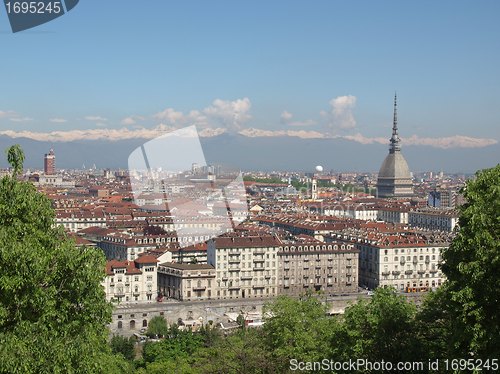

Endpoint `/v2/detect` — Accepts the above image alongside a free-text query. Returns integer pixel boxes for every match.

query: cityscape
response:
[1,1,500,373]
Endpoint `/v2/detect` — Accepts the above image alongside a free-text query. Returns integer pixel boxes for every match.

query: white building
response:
[408,209,458,232]
[207,236,282,299]
[102,254,160,303]
[328,230,452,291]
[55,210,107,233]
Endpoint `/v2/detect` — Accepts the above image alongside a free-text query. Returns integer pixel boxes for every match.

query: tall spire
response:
[389,91,401,153]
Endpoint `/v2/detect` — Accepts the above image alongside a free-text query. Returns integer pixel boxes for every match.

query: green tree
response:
[142,324,204,364]
[198,327,274,374]
[440,164,500,359]
[0,145,126,373]
[262,291,336,371]
[337,287,423,372]
[109,334,136,361]
[146,316,169,337]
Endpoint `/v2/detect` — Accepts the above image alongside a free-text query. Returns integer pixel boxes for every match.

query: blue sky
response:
[0,0,499,146]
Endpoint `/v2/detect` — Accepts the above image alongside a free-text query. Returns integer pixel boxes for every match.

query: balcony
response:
[229,259,241,263]
[228,285,240,290]
[253,250,266,255]
[241,274,253,280]
[252,285,265,289]
[222,276,228,281]
[430,269,438,273]
[193,286,206,291]
[405,270,413,275]
[253,267,265,272]
[392,271,401,275]
[253,258,265,263]
[417,270,426,274]
[382,271,390,276]
[229,267,240,272]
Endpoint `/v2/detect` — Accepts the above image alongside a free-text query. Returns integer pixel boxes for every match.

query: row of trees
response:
[131,282,499,373]
[1,145,499,373]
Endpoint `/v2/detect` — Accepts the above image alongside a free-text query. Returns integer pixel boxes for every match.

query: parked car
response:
[367,291,374,296]
[140,328,146,333]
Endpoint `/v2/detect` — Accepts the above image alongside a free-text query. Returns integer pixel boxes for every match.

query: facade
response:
[328,230,451,291]
[44,148,55,174]
[408,209,458,232]
[102,255,160,303]
[36,174,76,188]
[157,263,215,301]
[377,204,410,224]
[207,236,282,299]
[55,210,107,232]
[277,238,359,296]
[99,233,174,262]
[376,94,414,198]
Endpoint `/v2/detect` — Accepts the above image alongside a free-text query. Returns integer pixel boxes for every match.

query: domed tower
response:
[376,93,414,198]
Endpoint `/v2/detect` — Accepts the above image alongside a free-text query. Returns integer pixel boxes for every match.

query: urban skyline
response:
[1,1,499,174]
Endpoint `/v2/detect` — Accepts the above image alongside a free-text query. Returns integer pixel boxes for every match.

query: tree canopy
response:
[440,164,500,359]
[0,145,126,373]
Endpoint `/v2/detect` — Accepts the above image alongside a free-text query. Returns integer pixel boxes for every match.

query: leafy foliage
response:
[337,287,424,368]
[110,334,136,361]
[0,145,124,373]
[262,291,336,371]
[440,164,500,358]
[142,324,204,364]
[146,316,169,337]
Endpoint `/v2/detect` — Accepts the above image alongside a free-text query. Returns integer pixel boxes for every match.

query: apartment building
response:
[408,209,458,232]
[277,237,359,296]
[55,209,107,232]
[157,263,215,301]
[99,233,175,262]
[102,254,160,303]
[328,230,452,291]
[207,236,282,299]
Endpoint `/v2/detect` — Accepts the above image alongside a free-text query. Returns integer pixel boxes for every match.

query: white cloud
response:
[320,95,357,133]
[280,110,316,126]
[203,98,252,134]
[50,118,67,123]
[0,110,20,118]
[280,110,293,122]
[10,117,33,122]
[85,116,107,121]
[402,135,498,149]
[151,108,207,125]
[95,122,107,127]
[289,120,317,126]
[121,115,145,125]
[0,125,496,149]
